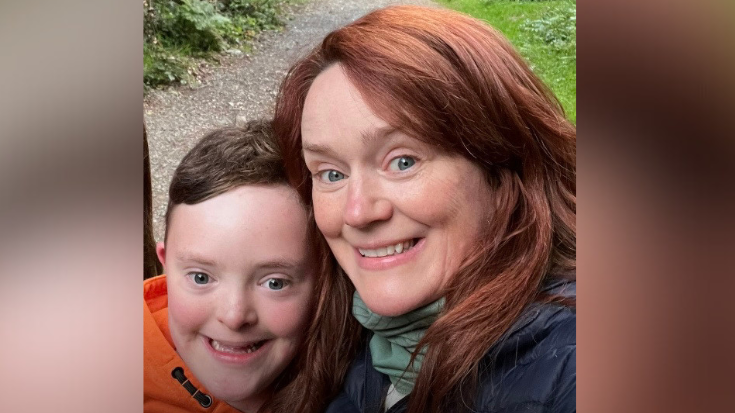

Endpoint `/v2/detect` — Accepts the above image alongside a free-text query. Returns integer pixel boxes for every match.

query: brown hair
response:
[273,5,575,413]
[163,120,288,241]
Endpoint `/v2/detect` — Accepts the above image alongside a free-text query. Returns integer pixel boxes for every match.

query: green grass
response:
[437,0,576,123]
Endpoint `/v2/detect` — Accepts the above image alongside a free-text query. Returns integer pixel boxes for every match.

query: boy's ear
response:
[156,242,167,269]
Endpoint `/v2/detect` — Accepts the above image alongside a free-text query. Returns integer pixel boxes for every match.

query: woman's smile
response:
[356,238,417,258]
[353,238,424,271]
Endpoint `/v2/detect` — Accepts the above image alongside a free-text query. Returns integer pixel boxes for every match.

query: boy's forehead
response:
[167,184,303,225]
[165,184,311,266]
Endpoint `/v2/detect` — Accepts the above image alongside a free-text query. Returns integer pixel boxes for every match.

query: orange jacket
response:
[144,275,242,413]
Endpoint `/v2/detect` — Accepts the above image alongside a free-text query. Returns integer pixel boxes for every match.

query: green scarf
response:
[352,292,445,395]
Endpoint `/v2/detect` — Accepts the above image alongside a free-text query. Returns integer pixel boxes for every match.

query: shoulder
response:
[326,335,389,413]
[475,280,576,413]
[144,274,168,305]
[325,391,361,413]
[324,347,368,413]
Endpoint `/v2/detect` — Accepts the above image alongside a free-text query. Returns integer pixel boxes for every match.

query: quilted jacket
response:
[326,279,576,413]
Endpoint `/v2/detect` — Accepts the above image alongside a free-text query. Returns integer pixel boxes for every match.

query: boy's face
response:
[157,185,314,412]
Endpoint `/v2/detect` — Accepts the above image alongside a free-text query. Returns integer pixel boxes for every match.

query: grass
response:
[437,0,576,123]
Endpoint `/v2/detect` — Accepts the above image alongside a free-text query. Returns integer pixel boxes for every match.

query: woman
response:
[272,5,576,413]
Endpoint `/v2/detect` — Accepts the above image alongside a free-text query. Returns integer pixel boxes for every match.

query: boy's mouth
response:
[209,338,266,354]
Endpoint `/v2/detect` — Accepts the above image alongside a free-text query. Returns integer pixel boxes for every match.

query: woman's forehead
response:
[302,66,387,139]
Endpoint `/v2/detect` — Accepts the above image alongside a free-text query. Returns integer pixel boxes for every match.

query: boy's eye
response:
[190,272,210,285]
[317,170,345,182]
[388,156,416,171]
[266,278,287,291]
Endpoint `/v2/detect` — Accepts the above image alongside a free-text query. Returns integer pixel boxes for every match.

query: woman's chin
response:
[359,290,433,317]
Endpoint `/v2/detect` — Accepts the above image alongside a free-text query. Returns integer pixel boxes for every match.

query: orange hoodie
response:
[144,275,242,413]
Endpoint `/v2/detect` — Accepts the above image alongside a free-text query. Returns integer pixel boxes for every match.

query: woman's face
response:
[301,64,493,317]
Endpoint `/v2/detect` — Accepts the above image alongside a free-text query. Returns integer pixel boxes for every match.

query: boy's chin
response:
[216,388,269,413]
[196,370,273,409]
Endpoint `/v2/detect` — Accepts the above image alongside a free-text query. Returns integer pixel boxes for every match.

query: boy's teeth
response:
[359,240,415,258]
[210,339,263,354]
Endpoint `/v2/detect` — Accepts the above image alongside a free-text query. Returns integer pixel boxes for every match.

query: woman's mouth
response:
[358,239,418,258]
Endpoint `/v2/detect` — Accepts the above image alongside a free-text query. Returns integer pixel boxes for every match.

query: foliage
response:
[436,0,576,123]
[144,0,294,90]
[223,0,282,29]
[162,0,231,52]
[144,43,192,89]
[521,1,576,60]
[481,0,553,3]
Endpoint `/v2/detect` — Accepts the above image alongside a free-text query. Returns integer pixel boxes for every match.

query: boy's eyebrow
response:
[255,259,304,271]
[252,259,310,282]
[176,252,217,267]
[175,253,306,275]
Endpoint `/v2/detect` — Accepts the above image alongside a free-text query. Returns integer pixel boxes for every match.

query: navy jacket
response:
[326,280,576,413]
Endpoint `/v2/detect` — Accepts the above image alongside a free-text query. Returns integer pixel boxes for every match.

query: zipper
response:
[171,367,213,408]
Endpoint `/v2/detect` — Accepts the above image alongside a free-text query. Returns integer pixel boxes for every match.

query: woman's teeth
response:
[358,239,415,258]
[210,339,264,354]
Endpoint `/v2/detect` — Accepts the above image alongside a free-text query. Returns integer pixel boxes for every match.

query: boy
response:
[144,121,315,412]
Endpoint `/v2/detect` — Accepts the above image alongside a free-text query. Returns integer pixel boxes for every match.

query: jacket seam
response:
[475,399,553,413]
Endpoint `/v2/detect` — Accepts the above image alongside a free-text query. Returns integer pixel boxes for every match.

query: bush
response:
[144,0,293,90]
[154,0,231,53]
[223,0,282,29]
[144,43,192,89]
[521,1,576,60]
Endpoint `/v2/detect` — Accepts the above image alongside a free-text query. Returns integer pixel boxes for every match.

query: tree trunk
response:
[144,123,163,279]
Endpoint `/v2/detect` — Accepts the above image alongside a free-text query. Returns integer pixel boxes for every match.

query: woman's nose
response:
[216,292,257,331]
[343,175,393,229]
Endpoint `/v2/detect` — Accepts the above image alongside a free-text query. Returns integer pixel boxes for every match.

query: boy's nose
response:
[216,293,257,331]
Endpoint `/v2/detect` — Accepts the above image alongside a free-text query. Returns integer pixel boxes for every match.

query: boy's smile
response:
[207,337,266,355]
[157,185,314,412]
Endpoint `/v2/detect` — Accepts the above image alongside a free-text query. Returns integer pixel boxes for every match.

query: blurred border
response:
[578,0,735,411]
[0,1,144,412]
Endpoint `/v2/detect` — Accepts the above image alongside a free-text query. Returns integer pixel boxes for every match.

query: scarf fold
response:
[352,292,445,394]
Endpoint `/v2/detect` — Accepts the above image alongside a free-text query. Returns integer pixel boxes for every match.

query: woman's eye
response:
[388,156,416,171]
[317,170,345,182]
[190,272,210,285]
[266,278,287,291]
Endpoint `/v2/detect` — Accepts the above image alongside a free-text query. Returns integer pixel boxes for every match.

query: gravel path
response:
[145,0,439,242]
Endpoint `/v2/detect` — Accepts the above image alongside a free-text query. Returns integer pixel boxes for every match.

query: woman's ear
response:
[156,242,167,269]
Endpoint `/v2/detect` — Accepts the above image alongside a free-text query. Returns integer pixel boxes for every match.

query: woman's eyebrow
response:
[360,126,397,145]
[302,126,398,158]
[302,142,340,158]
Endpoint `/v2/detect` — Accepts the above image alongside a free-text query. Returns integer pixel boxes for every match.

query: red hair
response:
[272,6,575,413]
